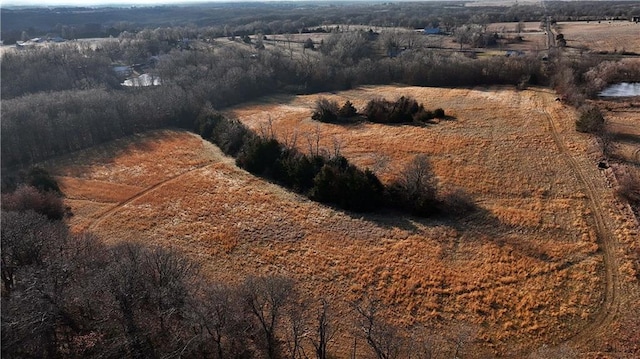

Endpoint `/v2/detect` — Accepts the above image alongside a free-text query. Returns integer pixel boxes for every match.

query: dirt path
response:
[87,135,228,232]
[87,162,214,232]
[535,92,620,347]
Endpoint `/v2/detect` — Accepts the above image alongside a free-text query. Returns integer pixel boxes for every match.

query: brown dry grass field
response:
[557,21,640,54]
[485,21,548,53]
[47,86,639,357]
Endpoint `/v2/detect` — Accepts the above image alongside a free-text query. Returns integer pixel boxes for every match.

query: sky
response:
[2,0,216,5]
[1,0,453,6]
[1,0,530,7]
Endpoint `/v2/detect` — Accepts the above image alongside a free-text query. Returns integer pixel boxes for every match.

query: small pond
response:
[598,82,640,97]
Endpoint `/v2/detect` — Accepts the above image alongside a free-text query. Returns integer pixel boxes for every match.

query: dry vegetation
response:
[48,86,638,357]
[557,21,640,54]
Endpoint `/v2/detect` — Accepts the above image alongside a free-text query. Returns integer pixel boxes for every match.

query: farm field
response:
[48,86,638,357]
[558,21,640,54]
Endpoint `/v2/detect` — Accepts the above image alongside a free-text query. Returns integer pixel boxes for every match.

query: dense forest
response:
[2,1,640,43]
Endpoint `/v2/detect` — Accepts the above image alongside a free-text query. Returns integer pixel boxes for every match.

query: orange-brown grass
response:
[45,129,221,232]
[48,87,638,357]
[557,21,640,54]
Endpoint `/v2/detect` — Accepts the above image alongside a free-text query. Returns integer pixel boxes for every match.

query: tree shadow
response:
[610,131,640,145]
[227,92,298,109]
[324,115,457,129]
[41,129,177,178]
[332,194,488,234]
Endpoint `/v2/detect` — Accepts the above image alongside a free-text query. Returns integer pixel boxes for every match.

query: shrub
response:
[303,38,315,50]
[389,96,422,123]
[25,167,61,194]
[311,156,383,212]
[615,169,640,206]
[338,100,358,118]
[195,107,251,156]
[312,98,339,123]
[363,98,390,123]
[1,185,67,220]
[434,108,445,118]
[363,96,426,124]
[576,105,605,133]
[236,137,283,177]
[388,155,439,216]
[278,153,326,193]
[413,109,434,122]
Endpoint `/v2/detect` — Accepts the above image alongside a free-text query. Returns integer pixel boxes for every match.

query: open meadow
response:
[47,86,639,357]
[558,21,640,54]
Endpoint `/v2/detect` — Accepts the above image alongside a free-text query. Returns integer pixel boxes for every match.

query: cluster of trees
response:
[363,97,445,124]
[575,105,605,133]
[1,44,120,99]
[550,54,640,109]
[1,86,197,168]
[311,97,445,125]
[196,109,474,217]
[196,110,386,213]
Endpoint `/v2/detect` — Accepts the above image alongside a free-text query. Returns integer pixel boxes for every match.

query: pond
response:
[598,82,640,97]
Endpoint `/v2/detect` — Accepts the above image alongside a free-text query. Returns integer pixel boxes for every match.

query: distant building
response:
[423,27,442,35]
[15,41,35,49]
[632,16,640,23]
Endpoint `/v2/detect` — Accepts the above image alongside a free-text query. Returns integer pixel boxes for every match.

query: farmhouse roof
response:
[423,27,441,35]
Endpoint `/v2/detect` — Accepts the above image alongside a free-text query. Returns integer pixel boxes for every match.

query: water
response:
[598,82,640,97]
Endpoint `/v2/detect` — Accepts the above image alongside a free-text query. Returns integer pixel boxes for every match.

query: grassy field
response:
[47,86,638,357]
[595,95,640,268]
[558,21,640,54]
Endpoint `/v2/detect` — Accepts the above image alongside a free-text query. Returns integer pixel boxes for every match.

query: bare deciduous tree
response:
[446,322,478,359]
[393,154,439,216]
[193,283,245,359]
[354,297,404,359]
[310,298,337,359]
[242,275,296,359]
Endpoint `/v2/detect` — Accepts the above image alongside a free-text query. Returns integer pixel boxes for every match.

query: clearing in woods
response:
[49,86,638,356]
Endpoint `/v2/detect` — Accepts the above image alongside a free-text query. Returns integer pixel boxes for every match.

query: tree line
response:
[195,108,474,217]
[4,1,638,44]
[1,30,549,171]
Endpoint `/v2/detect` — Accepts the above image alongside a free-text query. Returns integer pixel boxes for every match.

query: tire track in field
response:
[88,162,214,232]
[536,93,620,346]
